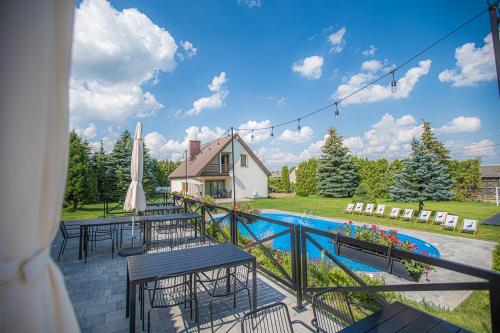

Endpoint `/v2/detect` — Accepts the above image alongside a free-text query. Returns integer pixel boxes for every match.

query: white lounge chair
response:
[416,210,431,223]
[353,203,363,214]
[344,203,354,214]
[375,204,385,217]
[388,207,400,219]
[433,212,447,225]
[363,204,374,215]
[401,209,414,221]
[442,215,459,231]
[460,219,478,235]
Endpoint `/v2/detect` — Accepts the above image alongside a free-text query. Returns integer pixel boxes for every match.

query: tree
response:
[91,140,107,201]
[64,131,97,211]
[317,128,358,197]
[280,165,291,193]
[106,130,133,195]
[296,158,318,196]
[142,145,159,194]
[421,120,450,165]
[268,176,281,193]
[157,160,182,186]
[390,138,453,211]
[448,159,481,200]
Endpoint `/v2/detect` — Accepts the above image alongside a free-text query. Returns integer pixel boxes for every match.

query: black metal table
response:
[64,213,203,261]
[339,301,468,333]
[143,205,182,215]
[146,201,175,207]
[126,243,257,333]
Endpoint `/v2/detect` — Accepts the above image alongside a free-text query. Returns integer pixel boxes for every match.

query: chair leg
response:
[111,232,114,259]
[57,238,67,261]
[233,293,236,309]
[209,300,214,333]
[245,287,251,309]
[147,309,152,333]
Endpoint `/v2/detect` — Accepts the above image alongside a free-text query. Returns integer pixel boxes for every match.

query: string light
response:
[335,102,340,119]
[297,119,301,133]
[251,129,254,141]
[391,70,397,93]
[271,127,274,138]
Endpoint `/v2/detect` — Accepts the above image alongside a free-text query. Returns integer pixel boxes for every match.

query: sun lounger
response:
[353,203,363,214]
[388,207,400,219]
[375,204,385,217]
[344,203,354,214]
[433,212,447,225]
[460,219,478,235]
[363,204,374,215]
[442,215,459,231]
[416,210,431,223]
[401,209,414,221]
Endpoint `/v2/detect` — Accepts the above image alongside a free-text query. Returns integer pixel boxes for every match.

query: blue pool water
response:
[223,213,440,272]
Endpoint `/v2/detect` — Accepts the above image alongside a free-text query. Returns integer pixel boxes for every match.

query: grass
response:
[245,195,500,242]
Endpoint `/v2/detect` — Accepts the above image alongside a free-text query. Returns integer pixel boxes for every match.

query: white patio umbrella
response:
[121,122,146,255]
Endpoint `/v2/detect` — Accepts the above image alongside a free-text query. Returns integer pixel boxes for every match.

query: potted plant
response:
[232,203,261,223]
[200,195,216,212]
[333,222,434,282]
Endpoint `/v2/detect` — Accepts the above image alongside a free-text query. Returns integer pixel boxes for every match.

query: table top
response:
[63,212,202,227]
[146,201,175,207]
[339,301,468,333]
[127,243,255,283]
[144,205,181,212]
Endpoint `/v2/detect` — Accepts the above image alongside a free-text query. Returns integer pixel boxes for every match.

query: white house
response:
[169,134,270,200]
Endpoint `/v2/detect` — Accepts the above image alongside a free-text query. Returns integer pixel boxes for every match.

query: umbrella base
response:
[118,246,144,257]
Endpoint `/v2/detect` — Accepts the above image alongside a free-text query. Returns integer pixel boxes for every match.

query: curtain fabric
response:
[0,1,79,332]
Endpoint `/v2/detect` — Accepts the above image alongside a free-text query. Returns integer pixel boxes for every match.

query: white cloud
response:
[237,120,272,143]
[278,126,313,143]
[361,60,383,72]
[88,125,121,152]
[179,40,197,59]
[362,45,377,56]
[74,123,97,140]
[343,136,363,150]
[70,0,178,125]
[185,72,229,116]
[238,0,261,8]
[439,34,495,87]
[435,116,481,134]
[446,139,497,159]
[292,55,324,80]
[334,59,431,105]
[327,27,346,54]
[266,96,287,108]
[255,147,300,165]
[144,126,226,160]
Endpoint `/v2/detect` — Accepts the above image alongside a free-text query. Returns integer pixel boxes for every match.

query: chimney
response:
[189,140,201,161]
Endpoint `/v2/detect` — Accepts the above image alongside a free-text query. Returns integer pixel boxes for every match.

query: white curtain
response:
[0,1,79,332]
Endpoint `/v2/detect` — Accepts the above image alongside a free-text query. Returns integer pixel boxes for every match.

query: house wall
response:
[170,178,203,197]
[221,140,268,199]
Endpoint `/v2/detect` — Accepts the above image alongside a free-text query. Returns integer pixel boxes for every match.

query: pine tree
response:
[91,140,107,201]
[157,160,182,186]
[280,165,291,193]
[296,158,318,196]
[143,145,159,194]
[317,128,358,197]
[107,130,133,195]
[421,120,450,165]
[390,138,453,211]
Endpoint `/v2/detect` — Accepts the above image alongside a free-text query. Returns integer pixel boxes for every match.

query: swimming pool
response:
[222,212,440,272]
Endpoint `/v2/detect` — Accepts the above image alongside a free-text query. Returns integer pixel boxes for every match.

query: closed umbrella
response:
[120,122,146,256]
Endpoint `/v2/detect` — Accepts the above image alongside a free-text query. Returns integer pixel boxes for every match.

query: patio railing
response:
[171,194,500,332]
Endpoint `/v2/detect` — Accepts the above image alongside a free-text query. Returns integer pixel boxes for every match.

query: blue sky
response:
[70,0,499,170]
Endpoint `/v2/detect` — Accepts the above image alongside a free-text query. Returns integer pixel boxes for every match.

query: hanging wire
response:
[233,6,489,133]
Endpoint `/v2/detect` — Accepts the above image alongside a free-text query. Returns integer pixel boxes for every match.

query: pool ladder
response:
[301,209,313,226]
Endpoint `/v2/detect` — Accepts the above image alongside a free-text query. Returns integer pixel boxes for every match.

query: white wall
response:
[222,140,268,199]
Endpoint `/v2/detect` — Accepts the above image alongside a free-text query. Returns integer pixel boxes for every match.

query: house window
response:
[241,154,248,167]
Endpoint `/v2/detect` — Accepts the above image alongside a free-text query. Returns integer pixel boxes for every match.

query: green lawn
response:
[245,195,500,242]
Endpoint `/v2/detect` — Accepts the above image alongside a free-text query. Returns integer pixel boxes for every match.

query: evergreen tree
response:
[64,131,97,211]
[296,158,318,196]
[83,140,98,203]
[390,138,453,211]
[91,140,107,201]
[448,158,481,200]
[157,160,182,186]
[317,128,358,197]
[280,165,291,193]
[421,120,450,165]
[107,130,133,195]
[268,176,281,193]
[143,145,159,194]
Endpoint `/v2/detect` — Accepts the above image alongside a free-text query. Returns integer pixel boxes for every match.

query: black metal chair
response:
[86,225,115,261]
[311,287,358,332]
[143,274,198,332]
[57,221,80,261]
[197,263,252,332]
[241,302,315,332]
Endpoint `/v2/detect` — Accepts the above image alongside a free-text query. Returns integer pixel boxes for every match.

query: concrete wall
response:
[221,140,268,199]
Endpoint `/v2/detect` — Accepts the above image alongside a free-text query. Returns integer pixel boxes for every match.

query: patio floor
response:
[51,230,314,333]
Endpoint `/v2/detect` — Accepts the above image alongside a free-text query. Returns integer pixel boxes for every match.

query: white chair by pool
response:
[363,204,375,215]
[401,209,414,221]
[388,207,400,219]
[416,210,431,223]
[353,203,363,214]
[442,215,459,231]
[460,219,478,235]
[433,212,447,225]
[375,205,385,217]
[344,203,354,214]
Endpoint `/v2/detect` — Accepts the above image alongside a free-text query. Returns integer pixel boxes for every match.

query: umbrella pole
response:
[131,212,135,247]
[118,209,143,257]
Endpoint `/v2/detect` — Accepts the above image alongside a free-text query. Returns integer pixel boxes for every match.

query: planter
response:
[237,215,258,224]
[337,243,421,282]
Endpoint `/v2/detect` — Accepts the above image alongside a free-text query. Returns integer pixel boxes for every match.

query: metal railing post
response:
[490,277,500,333]
[200,204,206,239]
[230,210,237,245]
[293,224,303,310]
